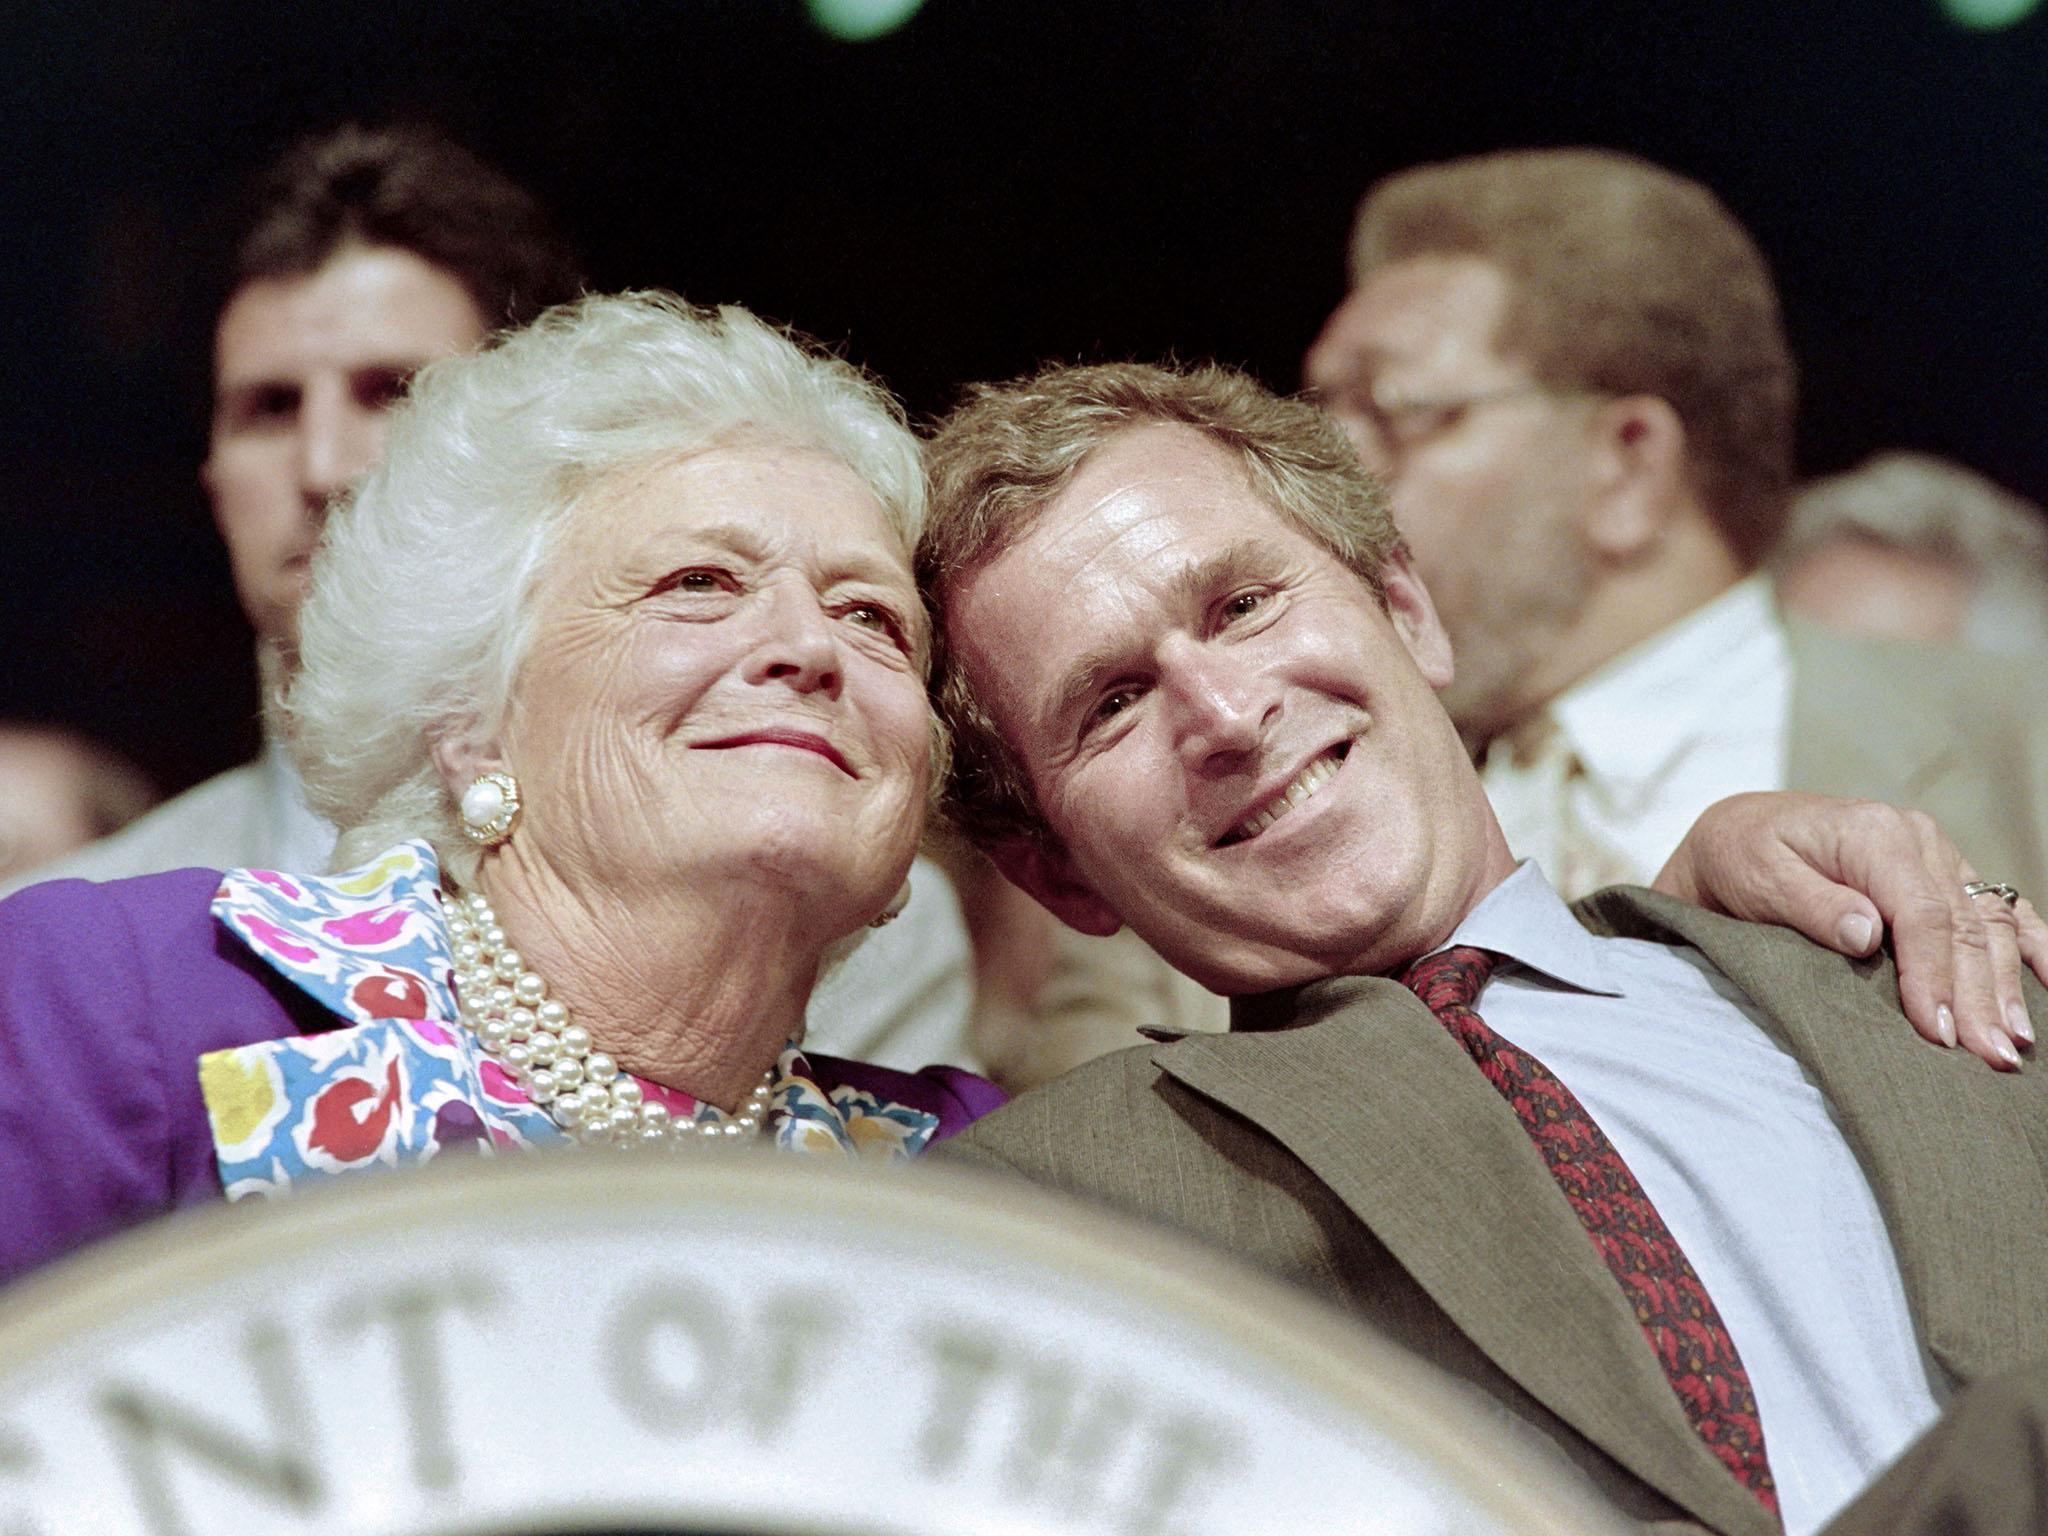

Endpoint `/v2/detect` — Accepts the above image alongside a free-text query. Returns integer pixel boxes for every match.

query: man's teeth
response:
[1230,749,1343,843]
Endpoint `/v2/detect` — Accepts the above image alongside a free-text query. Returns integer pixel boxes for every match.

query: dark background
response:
[6,0,2045,796]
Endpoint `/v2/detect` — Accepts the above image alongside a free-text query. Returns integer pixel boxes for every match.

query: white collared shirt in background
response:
[1434,862,1944,1535]
[1482,575,1793,896]
[259,735,340,873]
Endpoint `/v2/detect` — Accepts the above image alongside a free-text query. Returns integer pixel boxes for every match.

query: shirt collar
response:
[1230,860,1618,1032]
[212,840,460,1025]
[1551,574,1785,795]
[257,734,339,872]
[1429,861,1620,997]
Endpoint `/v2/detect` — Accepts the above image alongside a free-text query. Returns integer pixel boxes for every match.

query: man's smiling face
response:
[948,422,1513,993]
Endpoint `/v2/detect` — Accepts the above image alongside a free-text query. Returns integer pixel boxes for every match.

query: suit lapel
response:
[1159,984,1777,1536]
[1575,886,2048,1384]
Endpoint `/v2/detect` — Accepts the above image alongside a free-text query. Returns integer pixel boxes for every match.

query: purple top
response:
[0,859,1005,1287]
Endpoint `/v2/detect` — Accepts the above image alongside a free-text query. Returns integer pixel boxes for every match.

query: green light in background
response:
[805,0,929,42]
[1939,0,2041,29]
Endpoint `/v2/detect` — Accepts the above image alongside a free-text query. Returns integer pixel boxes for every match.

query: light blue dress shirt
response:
[1435,862,1945,1536]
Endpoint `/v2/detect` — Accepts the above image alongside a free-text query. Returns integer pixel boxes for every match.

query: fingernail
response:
[1936,1004,1957,1048]
[2009,1003,2036,1047]
[1837,914,1875,952]
[1995,1033,2023,1069]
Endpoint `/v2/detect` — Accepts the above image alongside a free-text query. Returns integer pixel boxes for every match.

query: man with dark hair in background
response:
[1301,148,2048,958]
[17,123,584,889]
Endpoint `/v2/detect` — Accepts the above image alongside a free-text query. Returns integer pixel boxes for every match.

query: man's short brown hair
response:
[226,122,585,330]
[1350,147,1796,562]
[919,359,1401,851]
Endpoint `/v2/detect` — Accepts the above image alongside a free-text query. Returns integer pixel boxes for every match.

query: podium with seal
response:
[0,1152,1632,1534]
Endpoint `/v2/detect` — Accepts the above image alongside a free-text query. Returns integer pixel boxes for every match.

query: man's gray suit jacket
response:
[942,888,2048,1536]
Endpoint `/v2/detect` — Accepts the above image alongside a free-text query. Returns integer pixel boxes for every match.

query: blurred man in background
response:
[0,725,157,886]
[1303,147,2048,907]
[1773,451,2048,654]
[16,123,582,889]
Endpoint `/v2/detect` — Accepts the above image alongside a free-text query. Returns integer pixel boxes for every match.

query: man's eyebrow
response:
[1304,361,1365,397]
[214,375,297,401]
[1043,638,1136,740]
[1304,342,1393,395]
[1168,540,1275,607]
[1039,539,1279,736]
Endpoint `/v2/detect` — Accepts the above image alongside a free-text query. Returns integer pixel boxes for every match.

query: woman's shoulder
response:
[0,864,228,967]
[0,860,332,1053]
[0,865,313,1287]
[806,1053,1009,1139]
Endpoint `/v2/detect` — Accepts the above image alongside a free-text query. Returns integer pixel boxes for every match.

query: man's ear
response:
[1380,548,1456,691]
[1580,393,1690,563]
[985,836,1124,938]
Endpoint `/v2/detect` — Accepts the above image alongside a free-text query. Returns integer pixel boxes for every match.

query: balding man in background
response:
[1302,149,2048,974]
[1773,451,2048,655]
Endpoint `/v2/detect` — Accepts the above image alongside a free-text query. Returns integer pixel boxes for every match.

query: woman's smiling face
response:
[495,441,932,938]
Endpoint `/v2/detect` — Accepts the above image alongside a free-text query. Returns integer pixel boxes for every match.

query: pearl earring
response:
[459,771,521,847]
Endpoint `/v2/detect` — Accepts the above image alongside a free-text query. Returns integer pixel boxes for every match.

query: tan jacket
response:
[942,887,2048,1536]
[1785,618,2048,902]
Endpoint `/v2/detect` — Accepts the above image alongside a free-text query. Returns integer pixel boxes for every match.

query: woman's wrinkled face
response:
[498,441,931,939]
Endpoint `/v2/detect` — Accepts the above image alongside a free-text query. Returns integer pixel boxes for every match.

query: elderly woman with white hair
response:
[0,292,1003,1285]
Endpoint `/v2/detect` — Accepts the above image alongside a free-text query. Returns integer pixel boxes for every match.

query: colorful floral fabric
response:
[200,841,940,1199]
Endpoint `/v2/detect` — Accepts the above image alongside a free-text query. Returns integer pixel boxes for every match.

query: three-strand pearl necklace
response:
[442,890,777,1148]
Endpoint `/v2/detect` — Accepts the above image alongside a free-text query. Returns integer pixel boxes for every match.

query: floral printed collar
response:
[215,841,459,1026]
[200,840,939,1199]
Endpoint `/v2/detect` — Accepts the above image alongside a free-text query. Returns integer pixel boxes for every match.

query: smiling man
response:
[920,360,2048,1536]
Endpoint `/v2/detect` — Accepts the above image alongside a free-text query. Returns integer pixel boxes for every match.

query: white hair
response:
[1774,451,2048,655]
[288,290,928,881]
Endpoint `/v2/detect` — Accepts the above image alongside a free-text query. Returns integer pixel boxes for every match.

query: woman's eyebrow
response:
[656,520,768,560]
[651,522,911,592]
[822,551,918,595]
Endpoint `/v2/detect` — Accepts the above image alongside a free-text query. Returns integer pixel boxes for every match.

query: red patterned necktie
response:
[1401,945,1779,1517]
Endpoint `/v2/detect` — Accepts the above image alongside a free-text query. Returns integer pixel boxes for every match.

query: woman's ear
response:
[429,725,509,803]
[985,836,1124,938]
